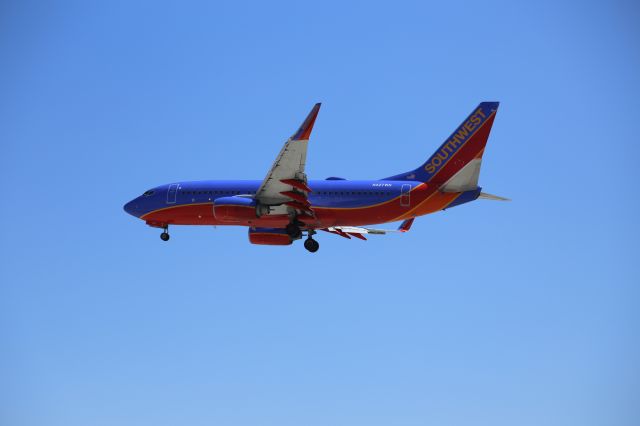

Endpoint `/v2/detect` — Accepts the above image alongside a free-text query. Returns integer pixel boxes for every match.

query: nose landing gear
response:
[160,226,170,241]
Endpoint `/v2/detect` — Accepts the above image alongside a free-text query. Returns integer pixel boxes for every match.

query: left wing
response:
[254,103,321,212]
[323,218,415,240]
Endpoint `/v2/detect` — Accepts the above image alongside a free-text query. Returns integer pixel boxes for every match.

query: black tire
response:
[160,232,170,241]
[304,238,319,253]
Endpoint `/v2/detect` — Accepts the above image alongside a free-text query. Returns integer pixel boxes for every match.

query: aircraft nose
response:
[123,199,140,217]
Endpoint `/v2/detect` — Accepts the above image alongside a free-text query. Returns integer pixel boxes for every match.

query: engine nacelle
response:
[213,196,258,222]
[248,227,292,245]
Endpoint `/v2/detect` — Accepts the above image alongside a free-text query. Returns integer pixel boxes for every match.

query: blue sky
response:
[1,1,639,425]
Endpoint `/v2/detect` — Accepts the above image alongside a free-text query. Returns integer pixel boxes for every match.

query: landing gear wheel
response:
[304,238,319,253]
[286,223,302,239]
[160,227,170,241]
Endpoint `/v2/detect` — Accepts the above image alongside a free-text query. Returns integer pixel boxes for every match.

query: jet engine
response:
[248,227,292,245]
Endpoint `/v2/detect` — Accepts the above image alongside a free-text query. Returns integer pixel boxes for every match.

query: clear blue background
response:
[1,1,638,425]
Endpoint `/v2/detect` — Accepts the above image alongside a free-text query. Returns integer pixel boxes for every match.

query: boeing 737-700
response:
[123,102,507,252]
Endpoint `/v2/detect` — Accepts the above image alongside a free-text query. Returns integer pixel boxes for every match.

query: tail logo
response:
[424,107,487,174]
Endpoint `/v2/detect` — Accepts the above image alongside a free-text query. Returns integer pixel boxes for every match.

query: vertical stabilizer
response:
[384,102,499,185]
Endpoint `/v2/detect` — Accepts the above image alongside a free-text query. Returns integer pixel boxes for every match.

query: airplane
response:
[123,102,508,252]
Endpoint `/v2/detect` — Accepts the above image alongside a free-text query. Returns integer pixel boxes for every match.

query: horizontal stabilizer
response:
[478,192,510,201]
[323,218,416,240]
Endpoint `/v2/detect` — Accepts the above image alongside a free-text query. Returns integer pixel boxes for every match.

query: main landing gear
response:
[286,220,319,253]
[160,226,170,241]
[286,222,303,240]
[304,230,320,253]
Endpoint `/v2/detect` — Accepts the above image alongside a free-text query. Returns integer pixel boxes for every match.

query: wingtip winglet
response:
[291,103,322,141]
[398,218,415,232]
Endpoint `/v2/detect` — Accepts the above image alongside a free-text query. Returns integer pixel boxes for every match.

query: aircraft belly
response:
[142,203,218,225]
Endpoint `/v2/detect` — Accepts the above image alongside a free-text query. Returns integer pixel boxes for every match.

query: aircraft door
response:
[167,184,179,204]
[400,184,411,207]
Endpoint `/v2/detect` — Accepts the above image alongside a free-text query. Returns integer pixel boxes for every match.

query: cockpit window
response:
[143,190,155,196]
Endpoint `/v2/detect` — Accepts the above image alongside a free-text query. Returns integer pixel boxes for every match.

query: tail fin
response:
[384,102,499,188]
